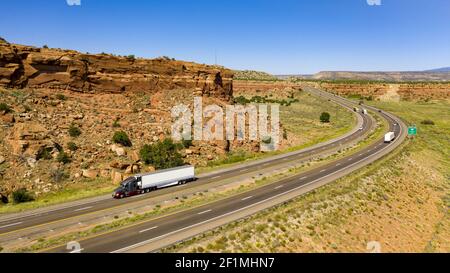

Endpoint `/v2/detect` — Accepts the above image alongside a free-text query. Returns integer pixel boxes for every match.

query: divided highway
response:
[40,88,406,253]
[0,87,406,253]
[0,88,368,240]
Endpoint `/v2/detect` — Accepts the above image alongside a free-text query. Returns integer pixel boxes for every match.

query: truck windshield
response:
[120,177,136,186]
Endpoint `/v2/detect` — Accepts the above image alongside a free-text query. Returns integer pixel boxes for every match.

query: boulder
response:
[111,170,123,184]
[100,169,110,178]
[0,114,15,123]
[110,144,126,157]
[0,155,5,165]
[82,169,98,179]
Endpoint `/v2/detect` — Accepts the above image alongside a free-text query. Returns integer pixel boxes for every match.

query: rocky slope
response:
[0,41,240,198]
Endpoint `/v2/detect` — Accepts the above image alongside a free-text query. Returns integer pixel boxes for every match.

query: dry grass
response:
[162,100,450,253]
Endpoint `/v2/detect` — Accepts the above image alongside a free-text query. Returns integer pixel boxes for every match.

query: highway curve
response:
[0,88,370,246]
[39,88,407,253]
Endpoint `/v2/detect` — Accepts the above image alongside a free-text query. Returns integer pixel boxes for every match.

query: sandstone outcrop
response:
[0,41,233,99]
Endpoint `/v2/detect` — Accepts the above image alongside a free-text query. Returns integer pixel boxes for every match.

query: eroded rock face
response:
[8,123,58,159]
[0,41,233,99]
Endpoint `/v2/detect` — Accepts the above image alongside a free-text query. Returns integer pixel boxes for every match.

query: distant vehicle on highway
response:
[384,132,396,143]
[362,109,368,115]
[113,165,196,199]
[359,127,364,131]
[353,107,359,112]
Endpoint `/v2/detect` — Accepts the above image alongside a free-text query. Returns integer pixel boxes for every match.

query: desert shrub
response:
[37,147,53,160]
[12,188,35,204]
[0,103,12,113]
[57,151,71,164]
[43,45,49,49]
[421,119,435,125]
[68,125,82,137]
[127,55,136,60]
[320,112,331,123]
[51,168,68,183]
[55,94,66,101]
[112,119,121,128]
[113,131,132,147]
[140,138,184,169]
[67,142,78,151]
[182,138,193,148]
[261,136,272,144]
[234,96,250,105]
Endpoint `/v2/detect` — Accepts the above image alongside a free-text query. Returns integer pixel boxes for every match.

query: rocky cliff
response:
[0,40,233,99]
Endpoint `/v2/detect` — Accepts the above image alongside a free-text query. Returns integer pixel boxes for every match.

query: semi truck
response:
[113,165,196,199]
[384,132,396,143]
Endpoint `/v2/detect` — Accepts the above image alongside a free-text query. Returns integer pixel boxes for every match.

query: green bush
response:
[0,103,12,113]
[112,119,121,128]
[320,112,331,123]
[140,138,184,169]
[55,94,66,101]
[67,142,78,151]
[127,54,136,60]
[37,148,53,160]
[182,138,193,148]
[12,188,35,204]
[68,125,82,137]
[57,151,71,164]
[113,131,132,147]
[51,168,68,183]
[420,119,435,125]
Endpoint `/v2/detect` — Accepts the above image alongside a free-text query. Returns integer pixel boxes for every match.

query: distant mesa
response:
[280,70,450,82]
[425,67,450,73]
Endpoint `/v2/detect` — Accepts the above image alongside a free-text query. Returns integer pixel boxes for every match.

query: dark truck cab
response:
[113,176,142,199]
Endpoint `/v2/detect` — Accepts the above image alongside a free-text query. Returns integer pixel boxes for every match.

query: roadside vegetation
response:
[162,100,450,253]
[198,91,356,173]
[10,106,385,253]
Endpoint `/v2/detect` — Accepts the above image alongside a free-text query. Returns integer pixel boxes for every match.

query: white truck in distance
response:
[384,132,396,143]
[113,165,196,199]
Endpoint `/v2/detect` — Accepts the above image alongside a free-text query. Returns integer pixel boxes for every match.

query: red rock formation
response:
[0,40,233,99]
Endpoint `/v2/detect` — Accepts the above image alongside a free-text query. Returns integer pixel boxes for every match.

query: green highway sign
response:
[408,126,417,136]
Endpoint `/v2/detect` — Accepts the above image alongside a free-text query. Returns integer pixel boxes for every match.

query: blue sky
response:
[1,0,449,74]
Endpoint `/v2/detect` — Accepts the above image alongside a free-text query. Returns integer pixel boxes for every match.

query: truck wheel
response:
[120,194,124,199]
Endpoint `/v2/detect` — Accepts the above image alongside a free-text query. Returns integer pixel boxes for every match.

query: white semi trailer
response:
[384,132,396,143]
[113,165,196,199]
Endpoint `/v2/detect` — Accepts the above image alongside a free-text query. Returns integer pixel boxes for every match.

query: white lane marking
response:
[241,196,253,201]
[320,169,326,173]
[70,248,85,253]
[336,163,341,166]
[239,168,249,173]
[197,209,212,215]
[300,176,307,180]
[139,226,158,233]
[263,163,270,166]
[0,222,23,229]
[112,118,404,254]
[348,158,353,161]
[274,185,284,190]
[73,206,93,212]
[212,176,221,179]
[282,158,289,161]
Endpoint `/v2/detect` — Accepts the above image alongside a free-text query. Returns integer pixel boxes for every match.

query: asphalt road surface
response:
[0,88,370,240]
[40,88,406,253]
